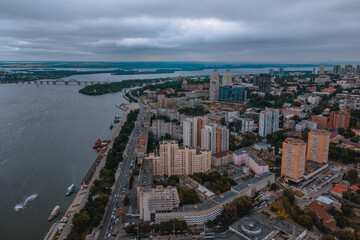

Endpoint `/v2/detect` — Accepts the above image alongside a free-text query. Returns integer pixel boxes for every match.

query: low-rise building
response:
[309,201,337,231]
[136,132,148,162]
[233,149,269,175]
[253,142,271,151]
[315,75,331,84]
[226,212,307,240]
[179,176,215,202]
[308,95,321,104]
[295,120,317,132]
[138,186,180,221]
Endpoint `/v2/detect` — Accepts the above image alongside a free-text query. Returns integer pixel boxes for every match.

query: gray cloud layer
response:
[0,0,359,62]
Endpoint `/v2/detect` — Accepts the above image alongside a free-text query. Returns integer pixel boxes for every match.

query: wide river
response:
[0,67,325,239]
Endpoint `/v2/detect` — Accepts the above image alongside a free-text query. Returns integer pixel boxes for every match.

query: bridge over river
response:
[17,79,107,85]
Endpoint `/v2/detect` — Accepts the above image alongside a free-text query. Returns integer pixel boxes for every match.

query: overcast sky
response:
[0,0,359,62]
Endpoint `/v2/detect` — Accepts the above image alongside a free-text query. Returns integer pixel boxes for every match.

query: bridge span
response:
[18,79,106,85]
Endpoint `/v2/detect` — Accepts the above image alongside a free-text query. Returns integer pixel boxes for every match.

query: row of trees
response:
[178,106,209,117]
[206,196,253,227]
[329,143,360,164]
[68,110,140,239]
[246,93,296,109]
[79,78,162,95]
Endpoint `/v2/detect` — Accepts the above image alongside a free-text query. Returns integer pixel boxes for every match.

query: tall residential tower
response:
[281,138,306,182]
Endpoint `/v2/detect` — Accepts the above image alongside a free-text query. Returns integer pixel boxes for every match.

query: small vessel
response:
[115,115,120,119]
[66,184,75,196]
[114,119,120,123]
[48,206,60,221]
[93,139,102,149]
[110,123,114,129]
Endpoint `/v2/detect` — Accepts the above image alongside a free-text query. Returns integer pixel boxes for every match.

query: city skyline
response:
[1,0,360,62]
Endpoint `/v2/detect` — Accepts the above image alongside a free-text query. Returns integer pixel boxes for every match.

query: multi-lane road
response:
[97,103,145,240]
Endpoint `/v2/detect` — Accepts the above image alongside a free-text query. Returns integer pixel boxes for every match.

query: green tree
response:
[344,168,358,183]
[270,183,279,191]
[339,230,356,240]
[297,214,314,229]
[321,234,335,240]
[282,188,295,205]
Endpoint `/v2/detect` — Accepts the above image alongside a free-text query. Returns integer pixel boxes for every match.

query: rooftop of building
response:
[231,172,274,193]
[138,158,153,188]
[284,137,305,145]
[330,186,347,195]
[309,201,336,224]
[229,213,306,240]
[233,148,268,166]
[316,196,334,205]
[212,150,233,158]
[212,191,238,205]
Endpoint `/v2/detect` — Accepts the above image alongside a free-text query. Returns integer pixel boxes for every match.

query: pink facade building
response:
[233,149,269,175]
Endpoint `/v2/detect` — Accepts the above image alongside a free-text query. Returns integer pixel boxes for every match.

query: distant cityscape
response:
[6,63,360,240]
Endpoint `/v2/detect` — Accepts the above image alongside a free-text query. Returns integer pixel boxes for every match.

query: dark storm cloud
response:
[0,0,359,61]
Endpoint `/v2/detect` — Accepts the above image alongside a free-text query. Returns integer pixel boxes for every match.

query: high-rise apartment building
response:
[259,73,271,93]
[258,108,279,137]
[238,118,254,133]
[182,119,192,147]
[222,70,232,86]
[307,129,330,164]
[151,141,211,176]
[281,138,306,182]
[279,68,284,76]
[210,70,220,102]
[201,125,229,153]
[158,94,167,108]
[356,64,360,74]
[345,64,353,74]
[182,117,204,147]
[219,86,247,103]
[333,64,341,74]
[269,69,274,75]
[329,110,351,130]
[319,65,325,74]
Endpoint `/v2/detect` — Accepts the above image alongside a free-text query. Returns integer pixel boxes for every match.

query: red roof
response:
[330,186,347,195]
[337,183,348,190]
[292,106,303,109]
[330,134,340,140]
[351,185,360,191]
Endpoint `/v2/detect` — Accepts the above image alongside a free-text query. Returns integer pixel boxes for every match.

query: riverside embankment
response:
[44,102,139,240]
